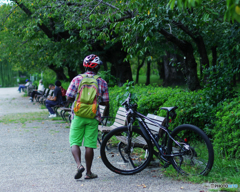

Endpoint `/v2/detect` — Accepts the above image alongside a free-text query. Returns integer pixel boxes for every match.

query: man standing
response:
[45,80,62,118]
[66,54,109,180]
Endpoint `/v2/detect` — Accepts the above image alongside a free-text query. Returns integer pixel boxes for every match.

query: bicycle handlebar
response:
[121,93,138,113]
[121,93,131,107]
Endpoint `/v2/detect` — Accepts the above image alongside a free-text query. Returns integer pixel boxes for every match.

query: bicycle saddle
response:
[160,106,178,112]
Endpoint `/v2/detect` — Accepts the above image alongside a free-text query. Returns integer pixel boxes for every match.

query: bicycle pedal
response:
[163,162,170,168]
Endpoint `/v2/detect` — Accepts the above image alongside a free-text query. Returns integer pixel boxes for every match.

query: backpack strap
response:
[80,74,100,79]
[93,75,100,80]
[80,74,86,78]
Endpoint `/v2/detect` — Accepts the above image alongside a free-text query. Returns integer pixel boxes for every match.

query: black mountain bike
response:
[100,94,214,176]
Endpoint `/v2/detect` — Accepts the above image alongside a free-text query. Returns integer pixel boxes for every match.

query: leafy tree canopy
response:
[168,0,240,22]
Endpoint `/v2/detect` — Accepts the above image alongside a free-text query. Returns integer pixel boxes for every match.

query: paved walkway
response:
[0,87,210,192]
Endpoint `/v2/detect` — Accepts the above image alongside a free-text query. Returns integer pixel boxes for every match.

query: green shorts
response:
[69,115,99,148]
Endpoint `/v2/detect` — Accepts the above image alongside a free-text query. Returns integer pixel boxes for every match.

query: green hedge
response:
[109,84,212,131]
[213,98,240,158]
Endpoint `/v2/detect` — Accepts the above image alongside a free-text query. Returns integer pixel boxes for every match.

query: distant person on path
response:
[18,79,30,93]
[66,54,109,180]
[45,80,62,118]
[29,79,45,102]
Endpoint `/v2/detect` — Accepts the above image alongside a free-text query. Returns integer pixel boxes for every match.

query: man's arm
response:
[67,96,75,102]
[48,96,57,101]
[99,101,109,116]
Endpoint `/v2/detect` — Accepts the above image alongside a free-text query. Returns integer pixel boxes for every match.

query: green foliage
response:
[157,89,214,132]
[168,0,240,22]
[61,81,70,90]
[98,70,118,87]
[213,98,240,158]
[202,65,237,106]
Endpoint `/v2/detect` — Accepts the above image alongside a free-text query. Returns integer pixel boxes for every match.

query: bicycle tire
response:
[100,126,153,175]
[167,124,214,176]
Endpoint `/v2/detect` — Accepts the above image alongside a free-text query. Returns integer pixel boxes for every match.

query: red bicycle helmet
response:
[83,54,102,69]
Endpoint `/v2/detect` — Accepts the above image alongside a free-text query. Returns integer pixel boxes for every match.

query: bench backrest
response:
[42,88,47,95]
[145,114,166,134]
[43,88,49,97]
[49,90,54,96]
[110,107,127,128]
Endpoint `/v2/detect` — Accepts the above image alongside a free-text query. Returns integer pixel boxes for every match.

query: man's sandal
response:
[74,165,85,179]
[84,172,98,179]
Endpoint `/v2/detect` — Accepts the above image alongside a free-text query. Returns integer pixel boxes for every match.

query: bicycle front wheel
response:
[100,126,153,175]
[167,124,214,176]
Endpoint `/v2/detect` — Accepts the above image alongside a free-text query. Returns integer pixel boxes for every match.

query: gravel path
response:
[0,87,211,192]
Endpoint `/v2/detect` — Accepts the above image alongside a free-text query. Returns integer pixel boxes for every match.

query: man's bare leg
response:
[85,147,94,175]
[71,145,82,168]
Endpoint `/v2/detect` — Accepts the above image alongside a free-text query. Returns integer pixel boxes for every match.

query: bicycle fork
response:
[119,117,136,168]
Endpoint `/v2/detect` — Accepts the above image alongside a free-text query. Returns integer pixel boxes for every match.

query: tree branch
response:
[12,0,54,39]
[12,0,71,41]
[172,20,196,40]
[86,0,103,20]
[158,28,187,51]
[2,6,18,25]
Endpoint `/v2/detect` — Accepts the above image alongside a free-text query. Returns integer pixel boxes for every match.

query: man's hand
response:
[100,101,109,116]
[67,96,75,102]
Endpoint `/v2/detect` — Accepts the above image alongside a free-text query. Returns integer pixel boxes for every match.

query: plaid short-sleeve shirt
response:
[66,71,109,122]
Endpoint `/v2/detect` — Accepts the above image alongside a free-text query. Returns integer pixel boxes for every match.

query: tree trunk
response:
[195,36,209,78]
[48,64,68,81]
[146,60,151,85]
[136,57,145,84]
[211,46,217,67]
[182,41,200,90]
[157,58,165,81]
[173,21,209,77]
[106,42,133,86]
[66,65,78,81]
[233,74,236,86]
[162,51,185,86]
[159,29,201,91]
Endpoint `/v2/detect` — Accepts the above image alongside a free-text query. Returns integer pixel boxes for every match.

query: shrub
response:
[213,98,240,158]
[136,86,180,115]
[157,90,206,130]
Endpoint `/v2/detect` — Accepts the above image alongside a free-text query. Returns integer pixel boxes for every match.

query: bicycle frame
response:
[125,108,190,163]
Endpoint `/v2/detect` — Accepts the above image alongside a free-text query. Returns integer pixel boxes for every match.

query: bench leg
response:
[54,107,60,116]
[68,115,71,123]
[97,132,109,149]
[60,110,65,121]
[97,137,102,146]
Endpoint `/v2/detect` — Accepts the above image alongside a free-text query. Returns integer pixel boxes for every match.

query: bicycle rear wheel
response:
[100,126,153,175]
[167,124,214,176]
